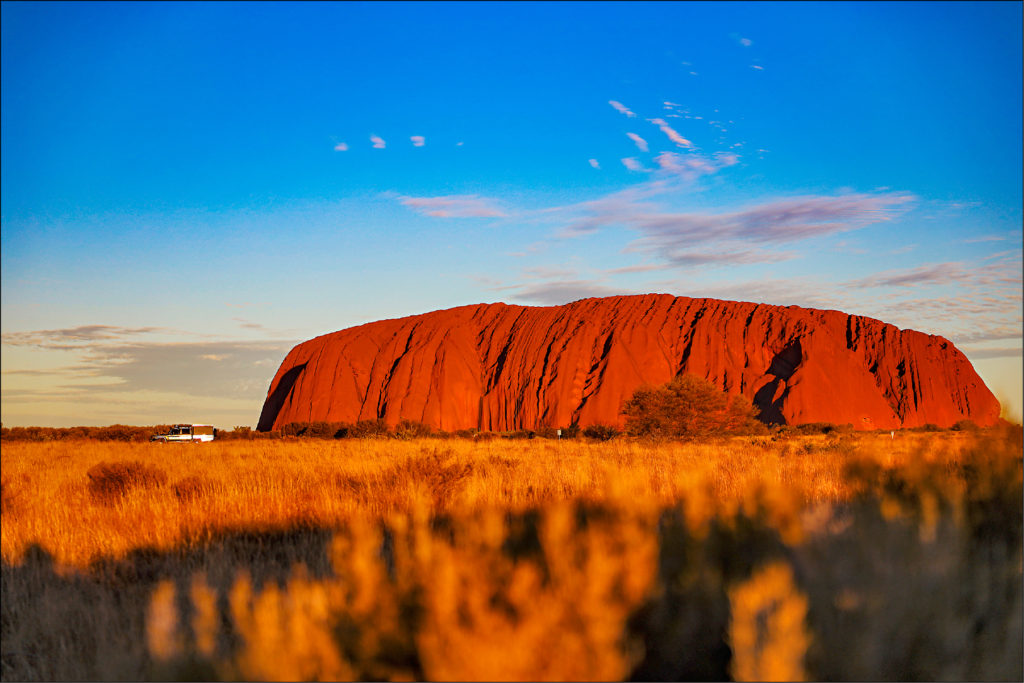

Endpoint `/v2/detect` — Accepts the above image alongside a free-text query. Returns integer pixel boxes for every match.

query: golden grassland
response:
[1,429,1021,681]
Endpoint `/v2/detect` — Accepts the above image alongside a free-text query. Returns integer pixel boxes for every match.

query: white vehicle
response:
[151,424,216,443]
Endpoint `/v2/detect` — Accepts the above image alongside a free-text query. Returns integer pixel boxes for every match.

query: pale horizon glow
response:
[2,2,1021,427]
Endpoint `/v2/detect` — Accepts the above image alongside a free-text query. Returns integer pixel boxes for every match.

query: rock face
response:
[257,294,1000,432]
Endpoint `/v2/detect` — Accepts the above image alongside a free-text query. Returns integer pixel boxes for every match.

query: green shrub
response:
[622,374,766,439]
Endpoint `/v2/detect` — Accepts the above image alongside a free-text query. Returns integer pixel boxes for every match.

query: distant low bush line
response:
[0,419,984,442]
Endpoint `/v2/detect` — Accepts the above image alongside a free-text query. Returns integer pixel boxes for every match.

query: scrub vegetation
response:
[1,427,1020,681]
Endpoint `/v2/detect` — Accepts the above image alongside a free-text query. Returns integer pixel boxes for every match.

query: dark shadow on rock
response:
[256,363,307,432]
[753,340,803,425]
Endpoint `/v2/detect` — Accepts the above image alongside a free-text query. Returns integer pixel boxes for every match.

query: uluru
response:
[257,294,1000,432]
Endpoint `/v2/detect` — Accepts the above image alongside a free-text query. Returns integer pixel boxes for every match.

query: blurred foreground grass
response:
[1,428,1021,680]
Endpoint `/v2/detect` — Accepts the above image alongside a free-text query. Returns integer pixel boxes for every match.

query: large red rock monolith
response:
[257,294,1000,432]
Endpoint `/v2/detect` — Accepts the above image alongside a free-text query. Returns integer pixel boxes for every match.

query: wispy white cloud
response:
[846,258,1022,290]
[962,234,1008,243]
[398,194,506,218]
[626,132,649,152]
[370,134,386,149]
[739,37,753,47]
[505,279,633,306]
[2,325,168,348]
[410,135,425,147]
[588,159,601,170]
[958,346,1024,360]
[558,191,914,266]
[605,263,669,275]
[621,157,649,172]
[333,142,349,152]
[609,100,636,117]
[521,265,579,280]
[67,341,294,400]
[751,65,764,71]
[653,150,738,177]
[648,118,693,148]
[846,262,973,289]
[232,317,266,331]
[641,247,798,267]
[631,193,915,249]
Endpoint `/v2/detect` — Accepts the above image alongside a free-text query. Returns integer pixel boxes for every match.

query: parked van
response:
[151,424,216,443]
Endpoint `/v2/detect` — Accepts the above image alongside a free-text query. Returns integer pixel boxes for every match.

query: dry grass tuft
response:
[172,475,215,502]
[86,461,169,504]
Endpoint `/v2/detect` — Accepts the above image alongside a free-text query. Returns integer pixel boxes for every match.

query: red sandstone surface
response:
[257,294,1000,432]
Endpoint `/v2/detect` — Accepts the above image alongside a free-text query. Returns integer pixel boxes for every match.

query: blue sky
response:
[2,1,1021,427]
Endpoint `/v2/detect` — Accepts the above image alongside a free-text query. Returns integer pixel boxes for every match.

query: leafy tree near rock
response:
[622,374,766,438]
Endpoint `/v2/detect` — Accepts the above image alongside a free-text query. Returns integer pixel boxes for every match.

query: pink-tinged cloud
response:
[561,191,914,249]
[739,37,753,47]
[410,135,425,147]
[626,132,649,152]
[649,118,693,148]
[588,159,601,169]
[370,134,386,149]
[333,142,349,151]
[846,262,982,289]
[963,234,1008,243]
[751,65,764,71]
[605,263,668,275]
[644,193,914,245]
[398,194,506,218]
[609,100,636,117]
[621,157,648,172]
[653,151,738,177]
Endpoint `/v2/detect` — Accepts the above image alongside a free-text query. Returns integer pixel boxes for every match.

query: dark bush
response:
[792,422,852,435]
[622,374,766,439]
[473,431,499,441]
[95,425,141,442]
[1,425,171,442]
[306,421,347,438]
[279,421,352,438]
[216,426,256,440]
[583,424,620,441]
[502,430,536,440]
[349,419,391,438]
[394,419,433,439]
[534,425,580,439]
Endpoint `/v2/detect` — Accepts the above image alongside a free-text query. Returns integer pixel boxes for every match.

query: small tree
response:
[622,374,764,439]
